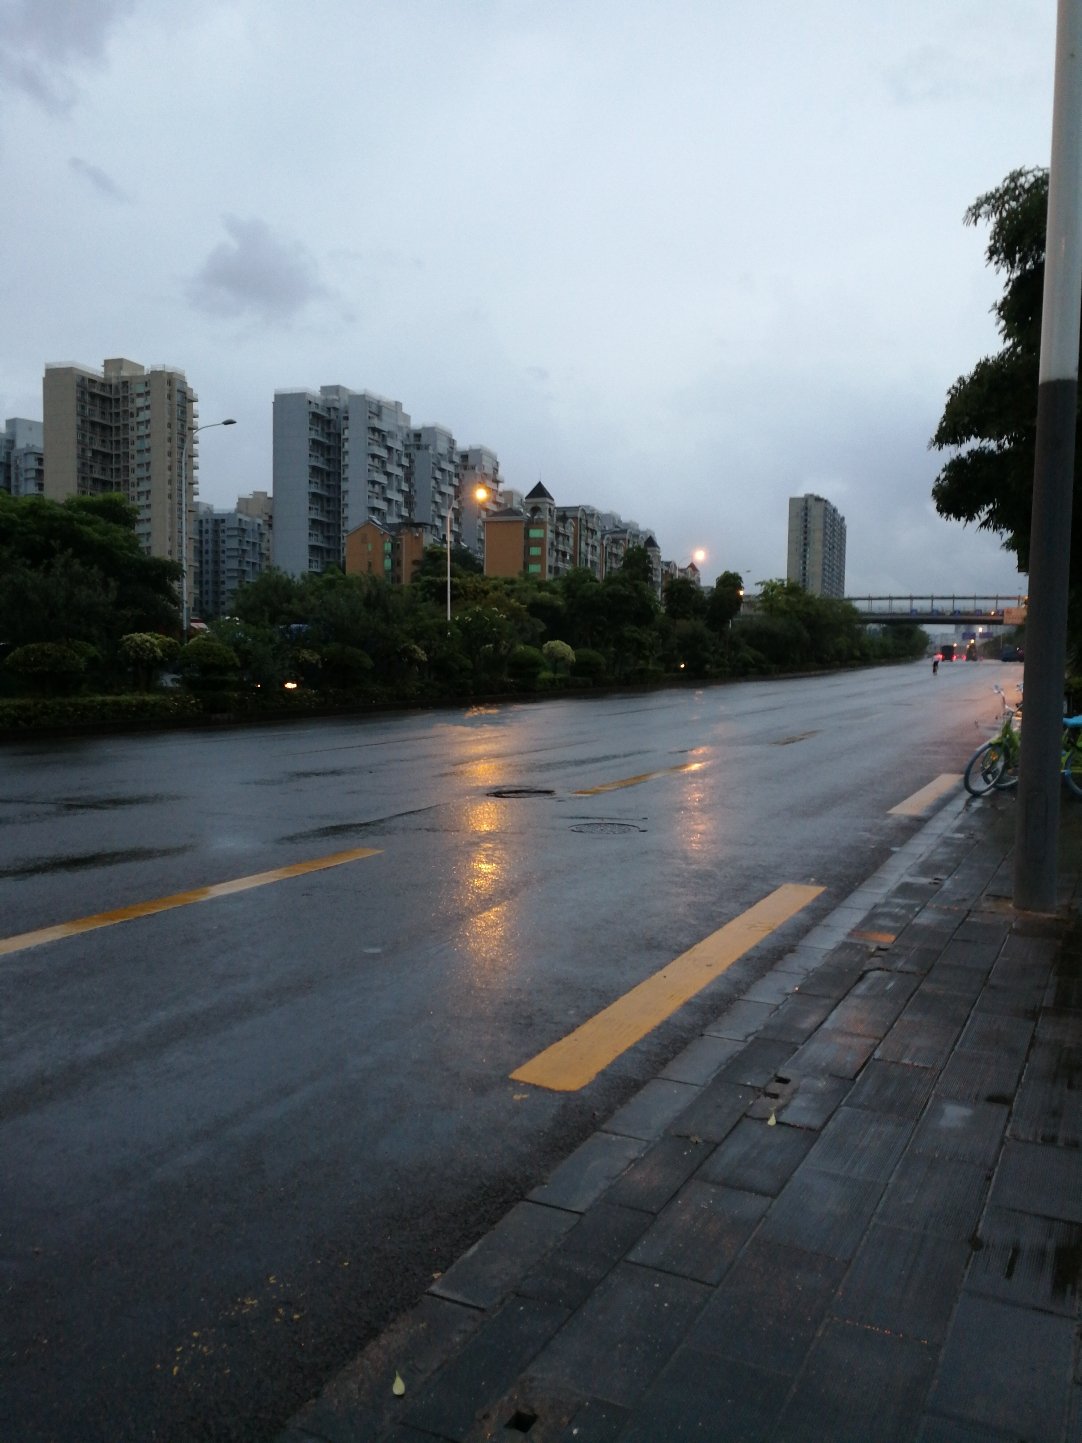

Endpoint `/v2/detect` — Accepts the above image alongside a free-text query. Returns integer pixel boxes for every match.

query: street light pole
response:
[446,500,453,624]
[1014,0,1082,911]
[180,418,236,633]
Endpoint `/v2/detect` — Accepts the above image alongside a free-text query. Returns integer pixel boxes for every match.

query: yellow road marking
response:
[511,883,823,1092]
[889,774,960,817]
[0,846,382,958]
[573,761,705,795]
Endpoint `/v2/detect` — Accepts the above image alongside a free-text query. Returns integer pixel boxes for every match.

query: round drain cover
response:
[569,821,644,834]
[487,787,556,798]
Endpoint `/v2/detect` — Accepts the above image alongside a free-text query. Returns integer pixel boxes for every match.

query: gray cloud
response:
[69,156,130,202]
[0,0,136,113]
[187,216,329,323]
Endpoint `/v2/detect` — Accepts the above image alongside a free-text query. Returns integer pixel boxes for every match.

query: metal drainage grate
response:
[487,787,556,799]
[569,821,644,834]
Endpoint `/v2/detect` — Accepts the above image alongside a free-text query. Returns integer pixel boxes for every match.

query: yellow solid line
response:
[889,773,961,817]
[573,761,705,795]
[0,846,382,958]
[511,883,823,1092]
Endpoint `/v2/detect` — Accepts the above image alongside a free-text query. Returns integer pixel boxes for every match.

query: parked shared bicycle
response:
[963,683,1082,796]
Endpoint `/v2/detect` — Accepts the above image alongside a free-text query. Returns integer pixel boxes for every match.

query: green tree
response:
[930,167,1050,575]
[0,494,182,653]
[662,576,706,621]
[706,571,745,633]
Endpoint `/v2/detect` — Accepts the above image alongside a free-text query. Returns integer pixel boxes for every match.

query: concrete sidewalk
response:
[277,789,1082,1443]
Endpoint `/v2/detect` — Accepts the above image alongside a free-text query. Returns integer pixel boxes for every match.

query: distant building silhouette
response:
[787,493,846,597]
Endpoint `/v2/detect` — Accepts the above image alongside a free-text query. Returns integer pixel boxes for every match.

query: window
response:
[528,545,541,556]
[528,563,541,573]
[528,527,545,538]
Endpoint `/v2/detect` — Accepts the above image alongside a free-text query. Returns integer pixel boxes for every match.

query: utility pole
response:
[1015,0,1082,911]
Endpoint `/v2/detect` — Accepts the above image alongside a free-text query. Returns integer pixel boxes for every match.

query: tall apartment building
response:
[273,386,412,576]
[237,490,273,571]
[42,358,198,615]
[194,502,269,620]
[273,386,503,577]
[787,492,847,598]
[0,418,44,495]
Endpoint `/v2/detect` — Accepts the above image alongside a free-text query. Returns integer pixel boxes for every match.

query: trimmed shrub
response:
[571,647,606,680]
[4,641,89,696]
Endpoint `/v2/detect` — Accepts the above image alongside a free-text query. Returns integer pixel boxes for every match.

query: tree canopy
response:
[0,493,182,650]
[930,167,1054,575]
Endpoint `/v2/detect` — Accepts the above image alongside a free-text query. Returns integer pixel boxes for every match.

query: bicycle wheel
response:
[1064,744,1082,797]
[964,740,1009,796]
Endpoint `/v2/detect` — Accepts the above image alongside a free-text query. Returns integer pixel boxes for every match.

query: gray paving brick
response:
[695,1116,815,1197]
[876,1152,990,1241]
[553,1397,629,1442]
[516,1201,653,1312]
[601,1078,698,1141]
[775,1072,850,1130]
[616,1345,786,1443]
[915,1417,1019,1443]
[908,1095,1008,1169]
[785,1027,877,1080]
[627,1178,768,1285]
[659,1033,743,1085]
[934,1046,1024,1105]
[717,1035,796,1087]
[528,1133,646,1213]
[821,989,912,1038]
[703,998,776,1040]
[686,1236,845,1375]
[845,1058,937,1118]
[1008,1036,1082,1147]
[991,1139,1082,1222]
[401,1298,570,1441]
[667,1077,758,1143]
[966,1204,1082,1316]
[758,991,836,1043]
[956,1008,1035,1061]
[529,1262,711,1408]
[928,1293,1075,1440]
[833,1222,971,1343]
[772,1318,935,1443]
[430,1201,578,1310]
[757,1165,883,1260]
[605,1134,712,1214]
[742,969,799,1004]
[876,1016,964,1067]
[803,1105,912,1183]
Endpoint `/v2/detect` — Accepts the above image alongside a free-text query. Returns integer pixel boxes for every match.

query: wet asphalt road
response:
[1,661,1013,1441]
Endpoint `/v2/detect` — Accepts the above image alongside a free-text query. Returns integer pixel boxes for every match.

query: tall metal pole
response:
[1014,0,1082,911]
[446,500,453,623]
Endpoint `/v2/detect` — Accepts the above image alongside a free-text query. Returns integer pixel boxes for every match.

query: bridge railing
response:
[842,595,1026,616]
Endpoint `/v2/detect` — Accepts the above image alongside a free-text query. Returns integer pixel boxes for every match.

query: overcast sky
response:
[0,0,1059,595]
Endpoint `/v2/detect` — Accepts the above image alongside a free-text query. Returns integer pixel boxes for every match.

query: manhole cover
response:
[569,821,645,834]
[487,787,556,799]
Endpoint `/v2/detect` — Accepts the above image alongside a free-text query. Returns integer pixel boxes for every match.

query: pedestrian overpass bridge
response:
[841,595,1027,626]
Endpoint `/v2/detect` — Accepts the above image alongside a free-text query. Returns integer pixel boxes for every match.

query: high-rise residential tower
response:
[0,418,44,496]
[42,358,198,615]
[272,386,412,576]
[787,492,847,598]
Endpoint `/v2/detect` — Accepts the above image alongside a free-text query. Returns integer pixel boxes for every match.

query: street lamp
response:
[446,499,454,623]
[179,418,236,632]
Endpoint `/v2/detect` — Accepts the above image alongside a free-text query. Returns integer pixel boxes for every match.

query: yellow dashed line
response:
[890,774,960,817]
[573,761,705,795]
[0,846,382,958]
[511,883,824,1092]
